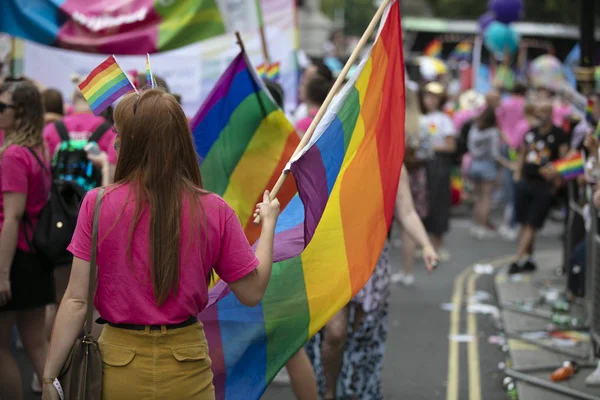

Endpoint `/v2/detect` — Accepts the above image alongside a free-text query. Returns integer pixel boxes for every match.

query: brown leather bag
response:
[58,188,105,399]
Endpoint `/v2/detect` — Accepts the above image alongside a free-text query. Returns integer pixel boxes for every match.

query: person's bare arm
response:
[514,145,526,181]
[433,135,456,153]
[0,192,26,306]
[395,166,438,270]
[228,191,279,307]
[43,257,91,379]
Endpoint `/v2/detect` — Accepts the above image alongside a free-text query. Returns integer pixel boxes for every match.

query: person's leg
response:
[472,181,483,226]
[514,225,536,262]
[286,348,318,400]
[479,181,495,228]
[16,308,49,380]
[45,264,71,340]
[321,306,349,399]
[0,311,22,400]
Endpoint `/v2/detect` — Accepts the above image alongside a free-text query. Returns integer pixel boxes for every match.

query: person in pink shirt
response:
[496,83,527,144]
[0,80,53,400]
[42,89,281,399]
[295,75,332,137]
[43,89,118,171]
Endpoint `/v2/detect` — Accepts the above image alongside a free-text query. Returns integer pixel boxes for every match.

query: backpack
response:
[24,148,87,265]
[52,120,111,192]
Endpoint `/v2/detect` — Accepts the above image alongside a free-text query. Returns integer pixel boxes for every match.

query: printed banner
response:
[1,0,268,55]
[22,0,298,114]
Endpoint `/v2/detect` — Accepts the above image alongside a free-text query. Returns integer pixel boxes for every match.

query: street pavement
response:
[14,211,564,400]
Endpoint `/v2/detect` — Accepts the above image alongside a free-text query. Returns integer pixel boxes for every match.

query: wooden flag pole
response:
[253,0,392,225]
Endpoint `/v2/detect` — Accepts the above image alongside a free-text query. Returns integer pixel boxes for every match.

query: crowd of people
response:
[1,46,600,400]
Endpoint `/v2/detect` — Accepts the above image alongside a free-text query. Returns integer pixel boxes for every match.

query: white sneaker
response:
[438,248,451,262]
[391,271,406,284]
[498,225,518,241]
[586,363,600,386]
[470,225,496,240]
[402,274,415,286]
[31,374,42,394]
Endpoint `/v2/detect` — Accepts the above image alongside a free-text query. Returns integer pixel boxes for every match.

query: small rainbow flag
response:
[552,153,584,180]
[145,53,157,88]
[450,40,472,61]
[255,63,267,77]
[265,62,280,80]
[78,55,137,115]
[189,52,299,245]
[199,1,405,397]
[424,39,443,58]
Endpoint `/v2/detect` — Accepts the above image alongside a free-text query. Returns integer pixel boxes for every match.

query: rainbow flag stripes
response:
[199,1,405,398]
[78,55,136,115]
[266,62,280,80]
[450,40,472,61]
[424,39,442,58]
[256,63,267,77]
[145,53,157,88]
[189,52,299,244]
[553,153,584,180]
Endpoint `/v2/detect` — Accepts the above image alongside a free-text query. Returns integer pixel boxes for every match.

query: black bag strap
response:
[85,187,105,336]
[53,120,70,143]
[88,121,112,144]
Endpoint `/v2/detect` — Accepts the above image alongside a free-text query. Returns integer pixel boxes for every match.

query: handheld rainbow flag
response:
[78,55,138,115]
[266,62,281,80]
[255,63,267,78]
[450,40,472,61]
[424,39,442,58]
[189,51,299,244]
[145,53,157,88]
[552,153,584,180]
[199,0,405,397]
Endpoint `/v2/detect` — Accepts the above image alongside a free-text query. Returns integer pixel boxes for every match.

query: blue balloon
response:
[478,11,496,33]
[489,0,524,24]
[483,21,520,55]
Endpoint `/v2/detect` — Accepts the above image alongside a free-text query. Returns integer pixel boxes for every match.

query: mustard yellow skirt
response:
[98,321,215,399]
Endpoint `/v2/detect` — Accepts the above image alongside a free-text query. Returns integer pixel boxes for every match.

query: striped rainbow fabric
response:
[552,152,584,180]
[78,55,136,115]
[145,53,157,88]
[199,1,405,398]
[189,52,299,244]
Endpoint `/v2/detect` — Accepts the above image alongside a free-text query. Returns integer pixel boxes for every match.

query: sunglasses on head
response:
[0,101,15,113]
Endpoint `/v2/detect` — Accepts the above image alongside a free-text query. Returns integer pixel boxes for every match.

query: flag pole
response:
[235,31,269,118]
[253,0,393,225]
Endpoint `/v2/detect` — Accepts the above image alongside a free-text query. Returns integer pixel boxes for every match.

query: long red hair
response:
[113,90,205,305]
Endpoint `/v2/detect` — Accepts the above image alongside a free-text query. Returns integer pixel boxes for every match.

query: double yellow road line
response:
[446,257,513,400]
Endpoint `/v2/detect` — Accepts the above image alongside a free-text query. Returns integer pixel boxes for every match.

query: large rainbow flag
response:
[189,52,299,244]
[199,0,406,397]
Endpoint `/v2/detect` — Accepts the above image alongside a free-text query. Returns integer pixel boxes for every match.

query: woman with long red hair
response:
[42,89,280,399]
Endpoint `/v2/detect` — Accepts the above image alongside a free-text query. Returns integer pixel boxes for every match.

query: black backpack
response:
[24,148,87,266]
[52,120,111,192]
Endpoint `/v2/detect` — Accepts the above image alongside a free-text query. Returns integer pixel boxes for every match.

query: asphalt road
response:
[13,213,564,400]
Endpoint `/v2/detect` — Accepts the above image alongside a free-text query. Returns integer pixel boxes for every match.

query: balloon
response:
[478,11,496,32]
[489,0,524,24]
[483,21,520,55]
[529,54,567,91]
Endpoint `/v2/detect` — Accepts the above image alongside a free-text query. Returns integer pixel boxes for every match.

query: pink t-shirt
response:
[43,113,118,164]
[67,185,259,325]
[553,103,572,127]
[295,110,318,137]
[496,95,525,142]
[511,119,531,149]
[453,108,479,131]
[0,145,51,251]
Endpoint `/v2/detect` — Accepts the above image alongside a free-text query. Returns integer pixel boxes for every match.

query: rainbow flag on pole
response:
[552,153,584,180]
[424,38,442,58]
[266,62,281,80]
[145,53,157,88]
[78,55,137,115]
[189,52,299,244]
[199,0,405,397]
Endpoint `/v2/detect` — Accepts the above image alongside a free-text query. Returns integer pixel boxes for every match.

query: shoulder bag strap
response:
[88,121,112,144]
[85,187,105,336]
[22,147,50,252]
[53,120,70,143]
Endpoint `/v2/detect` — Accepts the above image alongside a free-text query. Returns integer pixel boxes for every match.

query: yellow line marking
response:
[446,255,513,400]
[446,267,470,400]
[467,272,481,400]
